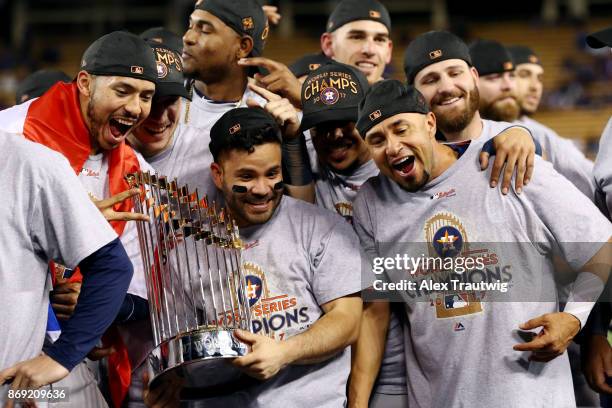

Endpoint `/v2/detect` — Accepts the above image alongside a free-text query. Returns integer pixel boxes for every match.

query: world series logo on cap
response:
[369,110,382,121]
[131,66,144,74]
[156,62,168,79]
[320,87,339,105]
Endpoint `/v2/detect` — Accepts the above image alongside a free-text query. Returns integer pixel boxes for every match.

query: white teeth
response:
[440,97,460,106]
[115,118,136,126]
[357,62,375,68]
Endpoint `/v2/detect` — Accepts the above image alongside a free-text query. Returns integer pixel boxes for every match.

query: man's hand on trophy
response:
[51,282,81,321]
[232,330,291,380]
[142,371,182,408]
[90,188,150,222]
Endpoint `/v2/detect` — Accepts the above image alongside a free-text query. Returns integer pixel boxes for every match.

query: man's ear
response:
[76,71,93,97]
[210,161,224,190]
[385,40,393,65]
[320,32,334,58]
[470,66,480,81]
[238,36,254,59]
[426,112,437,140]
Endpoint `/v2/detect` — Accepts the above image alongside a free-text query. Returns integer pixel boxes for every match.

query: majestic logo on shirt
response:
[320,87,339,105]
[453,322,465,332]
[430,188,456,200]
[424,213,483,319]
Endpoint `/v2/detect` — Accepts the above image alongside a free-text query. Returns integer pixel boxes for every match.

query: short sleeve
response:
[525,157,612,270]
[594,118,612,217]
[310,216,366,306]
[30,154,117,269]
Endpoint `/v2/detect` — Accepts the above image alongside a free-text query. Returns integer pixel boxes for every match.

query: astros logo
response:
[320,87,339,105]
[240,262,269,307]
[156,61,168,79]
[432,226,463,258]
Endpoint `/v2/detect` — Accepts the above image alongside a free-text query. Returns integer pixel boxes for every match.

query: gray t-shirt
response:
[200,196,365,408]
[147,91,266,204]
[314,159,379,223]
[0,134,116,390]
[353,132,611,407]
[517,115,594,198]
[594,117,612,218]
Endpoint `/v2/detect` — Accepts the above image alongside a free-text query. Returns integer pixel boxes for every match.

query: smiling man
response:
[353,80,612,407]
[321,0,392,85]
[0,30,158,407]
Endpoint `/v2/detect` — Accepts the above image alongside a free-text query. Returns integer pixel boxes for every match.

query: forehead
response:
[415,59,470,80]
[221,143,281,169]
[334,19,390,38]
[97,75,156,92]
[515,63,544,75]
[367,112,426,136]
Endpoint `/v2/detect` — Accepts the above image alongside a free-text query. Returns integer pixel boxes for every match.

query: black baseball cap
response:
[147,42,191,100]
[586,27,612,48]
[469,39,514,76]
[507,45,541,66]
[80,31,157,83]
[357,79,429,137]
[404,30,472,84]
[209,107,281,160]
[196,0,268,57]
[326,0,391,33]
[300,61,369,131]
[289,53,332,78]
[15,69,71,104]
[140,27,183,54]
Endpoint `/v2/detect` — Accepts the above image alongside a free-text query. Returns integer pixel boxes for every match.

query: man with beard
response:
[354,79,612,407]
[146,0,267,204]
[145,107,364,408]
[0,31,157,407]
[470,39,595,198]
[404,31,541,195]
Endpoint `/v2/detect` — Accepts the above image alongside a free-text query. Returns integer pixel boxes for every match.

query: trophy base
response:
[148,327,252,397]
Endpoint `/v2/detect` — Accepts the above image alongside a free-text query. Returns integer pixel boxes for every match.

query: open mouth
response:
[109,118,135,138]
[356,61,377,71]
[391,155,415,176]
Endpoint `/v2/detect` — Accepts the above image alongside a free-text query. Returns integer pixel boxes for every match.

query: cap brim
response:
[155,82,191,100]
[300,106,357,132]
[587,28,612,49]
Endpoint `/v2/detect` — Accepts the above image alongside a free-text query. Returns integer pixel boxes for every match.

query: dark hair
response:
[211,124,282,162]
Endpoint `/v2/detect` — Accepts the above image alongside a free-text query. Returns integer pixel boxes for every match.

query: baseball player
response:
[0,31,158,407]
[0,133,133,406]
[404,30,541,195]
[353,79,611,407]
[469,39,595,198]
[584,26,612,400]
[145,107,365,408]
[141,0,268,204]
